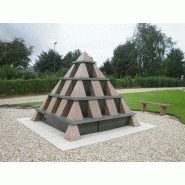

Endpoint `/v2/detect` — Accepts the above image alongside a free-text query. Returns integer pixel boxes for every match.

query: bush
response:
[109,76,117,87]
[0,65,16,80]
[14,69,38,80]
[0,78,60,97]
[113,76,183,88]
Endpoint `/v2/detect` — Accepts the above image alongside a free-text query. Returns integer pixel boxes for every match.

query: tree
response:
[132,23,175,76]
[112,41,139,78]
[99,59,115,76]
[0,37,34,69]
[33,49,63,73]
[166,48,185,78]
[62,49,82,68]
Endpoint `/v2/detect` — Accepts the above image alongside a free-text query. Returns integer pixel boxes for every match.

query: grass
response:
[11,90,185,124]
[121,90,185,124]
[12,101,43,107]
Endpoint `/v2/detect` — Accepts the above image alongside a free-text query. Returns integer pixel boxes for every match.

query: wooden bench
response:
[138,101,172,116]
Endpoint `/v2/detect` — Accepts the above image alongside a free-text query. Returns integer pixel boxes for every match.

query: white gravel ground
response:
[0,87,185,162]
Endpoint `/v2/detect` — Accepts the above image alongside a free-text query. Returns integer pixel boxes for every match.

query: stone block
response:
[39,96,51,110]
[67,101,83,121]
[46,97,59,113]
[120,99,131,113]
[64,125,81,141]
[51,80,63,94]
[60,80,72,96]
[70,80,86,97]
[106,81,119,96]
[31,111,41,121]
[105,99,118,116]
[130,116,141,127]
[90,81,104,96]
[64,64,76,78]
[55,99,69,117]
[74,63,89,78]
[88,100,102,118]
[92,64,106,78]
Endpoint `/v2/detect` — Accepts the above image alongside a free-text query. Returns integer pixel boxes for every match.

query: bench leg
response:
[160,106,167,116]
[141,103,146,112]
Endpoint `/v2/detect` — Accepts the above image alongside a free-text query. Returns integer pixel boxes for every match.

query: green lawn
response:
[121,90,185,124]
[12,101,43,107]
[12,90,185,124]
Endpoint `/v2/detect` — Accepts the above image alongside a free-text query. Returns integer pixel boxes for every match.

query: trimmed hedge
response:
[109,76,184,89]
[0,78,60,97]
[0,76,183,97]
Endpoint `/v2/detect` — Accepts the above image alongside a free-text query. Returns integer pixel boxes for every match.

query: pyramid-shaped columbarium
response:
[31,52,140,141]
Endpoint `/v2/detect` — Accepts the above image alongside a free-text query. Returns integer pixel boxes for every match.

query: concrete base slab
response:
[17,118,156,151]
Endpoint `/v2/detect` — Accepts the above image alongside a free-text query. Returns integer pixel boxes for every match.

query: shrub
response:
[0,65,16,80]
[0,78,60,97]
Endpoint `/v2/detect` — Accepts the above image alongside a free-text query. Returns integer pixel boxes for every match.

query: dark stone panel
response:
[78,121,99,135]
[99,117,130,132]
[82,80,91,96]
[98,99,105,113]
[100,81,106,95]
[85,63,93,78]
[41,113,69,133]
[79,100,88,117]
[114,98,120,112]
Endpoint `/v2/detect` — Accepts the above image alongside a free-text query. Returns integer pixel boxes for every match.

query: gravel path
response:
[0,87,185,162]
[0,108,185,162]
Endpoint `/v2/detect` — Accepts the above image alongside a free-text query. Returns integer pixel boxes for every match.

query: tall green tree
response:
[132,23,175,76]
[112,41,139,78]
[0,37,34,69]
[99,59,115,76]
[33,49,63,73]
[62,49,82,68]
[166,48,185,78]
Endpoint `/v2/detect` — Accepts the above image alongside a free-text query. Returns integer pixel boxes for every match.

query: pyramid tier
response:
[63,62,106,79]
[51,78,118,97]
[37,95,132,120]
[35,107,135,135]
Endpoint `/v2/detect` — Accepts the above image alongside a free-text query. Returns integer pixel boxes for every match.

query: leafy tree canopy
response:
[132,23,175,76]
[166,48,185,78]
[33,49,63,73]
[99,59,115,76]
[112,41,139,78]
[62,49,82,68]
[0,37,34,69]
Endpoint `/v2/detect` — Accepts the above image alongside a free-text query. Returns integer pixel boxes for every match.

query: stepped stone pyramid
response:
[31,51,140,141]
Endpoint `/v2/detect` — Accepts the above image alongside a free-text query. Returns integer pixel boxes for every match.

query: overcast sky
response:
[1,23,185,67]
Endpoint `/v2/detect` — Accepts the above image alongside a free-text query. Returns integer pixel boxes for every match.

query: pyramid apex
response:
[76,51,93,62]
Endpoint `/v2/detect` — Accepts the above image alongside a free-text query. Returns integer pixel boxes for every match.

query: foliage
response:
[122,90,185,124]
[104,23,177,78]
[112,41,139,78]
[0,64,16,80]
[132,23,175,76]
[166,48,185,78]
[0,78,59,97]
[0,37,34,68]
[62,49,82,68]
[33,49,63,73]
[99,59,115,76]
[107,75,183,89]
[0,65,37,80]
